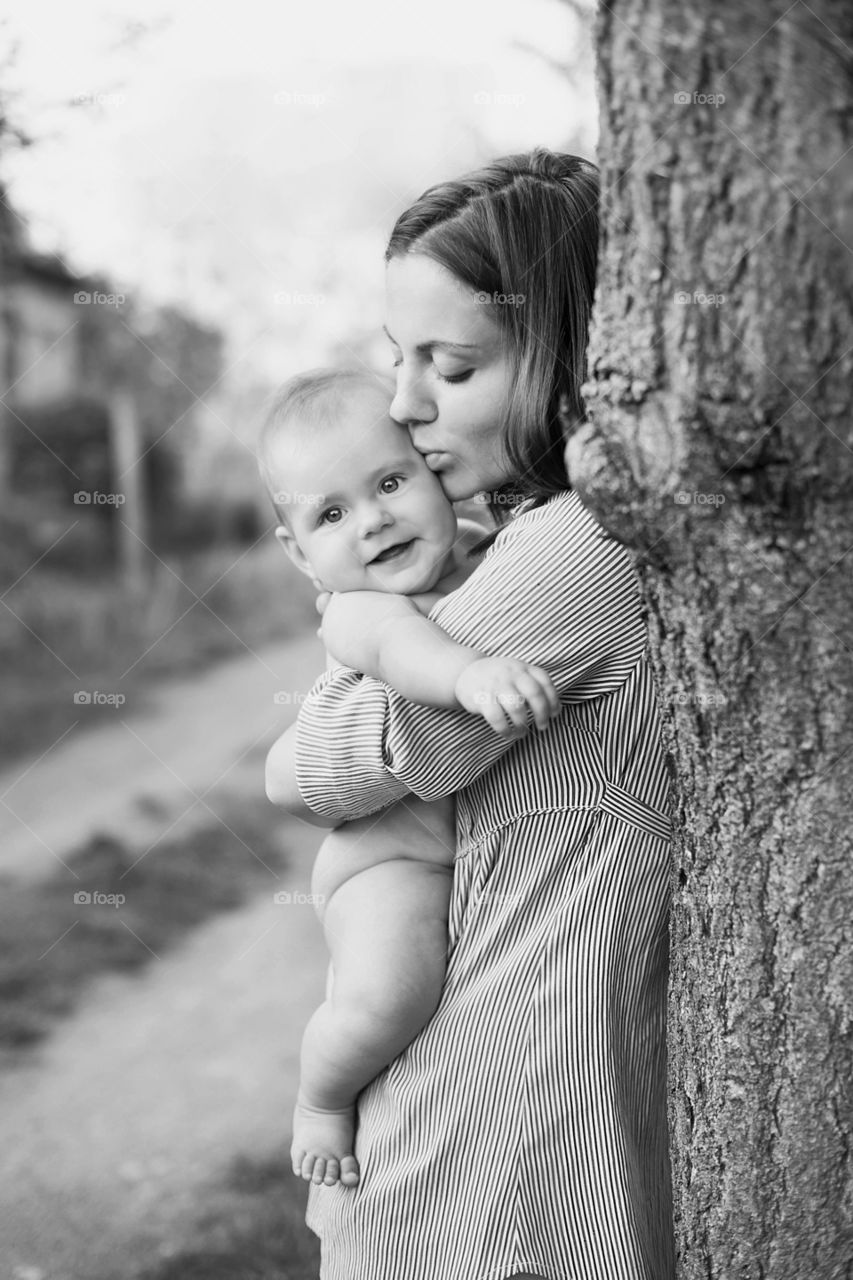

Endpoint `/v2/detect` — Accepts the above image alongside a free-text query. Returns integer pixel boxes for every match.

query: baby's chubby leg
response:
[292,855,451,1188]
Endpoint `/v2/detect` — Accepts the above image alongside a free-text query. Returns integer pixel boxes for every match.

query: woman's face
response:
[384,254,516,501]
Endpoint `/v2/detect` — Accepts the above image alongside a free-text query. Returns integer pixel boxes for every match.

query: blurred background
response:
[0,0,596,763]
[0,3,597,1277]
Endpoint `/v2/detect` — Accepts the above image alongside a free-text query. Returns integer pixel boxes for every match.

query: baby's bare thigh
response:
[311,795,455,907]
[323,860,451,1004]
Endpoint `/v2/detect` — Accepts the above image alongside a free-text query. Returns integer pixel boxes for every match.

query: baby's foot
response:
[291,1096,360,1187]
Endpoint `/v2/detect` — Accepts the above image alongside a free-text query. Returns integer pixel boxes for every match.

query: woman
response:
[267,149,675,1280]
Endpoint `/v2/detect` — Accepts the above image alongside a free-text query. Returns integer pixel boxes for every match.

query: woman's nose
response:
[390,366,436,427]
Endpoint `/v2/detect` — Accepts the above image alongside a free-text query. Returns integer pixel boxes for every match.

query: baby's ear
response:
[275,525,313,578]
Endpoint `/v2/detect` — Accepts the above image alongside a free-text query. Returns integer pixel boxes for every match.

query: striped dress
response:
[294,490,675,1280]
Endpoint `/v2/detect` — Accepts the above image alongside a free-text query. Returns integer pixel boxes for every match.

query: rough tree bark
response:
[566,2,853,1276]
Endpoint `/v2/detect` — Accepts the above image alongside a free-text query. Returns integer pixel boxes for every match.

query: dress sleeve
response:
[294,493,647,821]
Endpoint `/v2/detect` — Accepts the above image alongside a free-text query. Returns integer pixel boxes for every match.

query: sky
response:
[1,0,598,400]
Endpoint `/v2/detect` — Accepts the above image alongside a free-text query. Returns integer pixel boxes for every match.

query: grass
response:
[0,784,292,1051]
[136,1152,320,1280]
[0,538,318,766]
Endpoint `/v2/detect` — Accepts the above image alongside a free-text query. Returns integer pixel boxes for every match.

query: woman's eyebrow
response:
[422,340,479,354]
[382,324,478,354]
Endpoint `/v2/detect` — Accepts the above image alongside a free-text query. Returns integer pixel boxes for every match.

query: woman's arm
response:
[264,722,341,825]
[272,494,647,822]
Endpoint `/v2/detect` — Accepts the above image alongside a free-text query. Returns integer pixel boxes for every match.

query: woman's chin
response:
[437,472,479,503]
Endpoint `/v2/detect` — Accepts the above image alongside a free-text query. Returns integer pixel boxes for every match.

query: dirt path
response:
[0,631,324,884]
[0,844,326,1279]
[0,632,334,1278]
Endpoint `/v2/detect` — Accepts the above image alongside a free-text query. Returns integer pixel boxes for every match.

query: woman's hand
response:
[454,657,561,735]
[319,590,420,672]
[265,724,339,827]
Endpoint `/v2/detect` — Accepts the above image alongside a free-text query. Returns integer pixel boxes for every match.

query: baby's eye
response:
[319,507,343,525]
[379,476,402,494]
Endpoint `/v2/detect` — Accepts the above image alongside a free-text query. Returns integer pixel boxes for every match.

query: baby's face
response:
[271,391,459,594]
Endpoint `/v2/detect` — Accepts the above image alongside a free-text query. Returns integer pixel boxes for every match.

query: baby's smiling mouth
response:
[369,540,415,565]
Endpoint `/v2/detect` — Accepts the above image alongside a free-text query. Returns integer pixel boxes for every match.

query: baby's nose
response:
[358,502,393,536]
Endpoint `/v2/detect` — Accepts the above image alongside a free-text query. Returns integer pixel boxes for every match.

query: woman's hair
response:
[385,148,599,517]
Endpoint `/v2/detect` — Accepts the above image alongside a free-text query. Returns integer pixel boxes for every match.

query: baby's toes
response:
[300,1153,316,1181]
[291,1146,306,1178]
[311,1156,327,1185]
[323,1157,341,1185]
[340,1155,360,1187]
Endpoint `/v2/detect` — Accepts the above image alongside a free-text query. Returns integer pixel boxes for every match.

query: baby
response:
[258,368,559,1190]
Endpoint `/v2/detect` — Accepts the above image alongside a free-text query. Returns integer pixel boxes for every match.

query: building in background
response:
[0,191,262,581]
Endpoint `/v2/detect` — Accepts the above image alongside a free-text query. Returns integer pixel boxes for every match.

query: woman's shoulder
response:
[498,489,614,553]
[476,490,634,595]
[431,485,640,643]
[509,489,581,523]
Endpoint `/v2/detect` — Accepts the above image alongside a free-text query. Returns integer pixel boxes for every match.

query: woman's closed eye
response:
[434,366,473,385]
[391,354,473,385]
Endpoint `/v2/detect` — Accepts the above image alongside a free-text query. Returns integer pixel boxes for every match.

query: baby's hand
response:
[454,658,561,735]
[314,583,331,638]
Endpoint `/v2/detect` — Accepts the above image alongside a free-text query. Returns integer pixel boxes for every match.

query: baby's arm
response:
[320,595,560,737]
[317,515,480,694]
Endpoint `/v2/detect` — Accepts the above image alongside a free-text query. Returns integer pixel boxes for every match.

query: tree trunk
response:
[567,2,853,1276]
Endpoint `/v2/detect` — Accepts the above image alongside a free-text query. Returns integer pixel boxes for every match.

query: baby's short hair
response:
[257,367,394,524]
